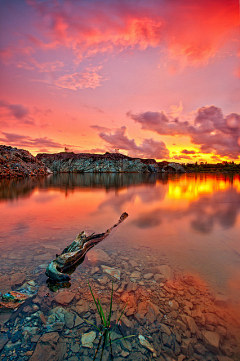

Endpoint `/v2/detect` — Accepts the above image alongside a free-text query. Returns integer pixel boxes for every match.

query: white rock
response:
[82,331,96,348]
[138,335,156,354]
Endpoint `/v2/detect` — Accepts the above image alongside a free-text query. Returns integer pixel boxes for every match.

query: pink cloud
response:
[55,66,104,90]
[128,105,240,159]
[98,125,169,159]
[3,0,237,70]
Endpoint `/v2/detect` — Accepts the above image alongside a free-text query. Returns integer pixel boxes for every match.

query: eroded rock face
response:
[0,145,51,178]
[37,152,186,173]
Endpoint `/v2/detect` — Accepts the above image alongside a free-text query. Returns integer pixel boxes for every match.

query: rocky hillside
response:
[37,152,186,173]
[0,145,52,178]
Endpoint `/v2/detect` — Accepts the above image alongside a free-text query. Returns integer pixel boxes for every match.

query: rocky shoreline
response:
[36,151,185,174]
[0,145,186,178]
[0,244,239,361]
[0,146,52,179]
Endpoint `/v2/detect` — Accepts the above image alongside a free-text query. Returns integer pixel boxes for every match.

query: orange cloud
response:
[4,0,237,70]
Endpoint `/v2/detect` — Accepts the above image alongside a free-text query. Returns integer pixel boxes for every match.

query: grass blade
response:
[98,298,107,327]
[93,334,103,361]
[111,300,128,334]
[84,318,102,333]
[107,334,135,346]
[88,280,104,324]
[107,280,113,327]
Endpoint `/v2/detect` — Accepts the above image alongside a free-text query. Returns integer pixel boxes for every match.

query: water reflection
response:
[1,172,240,359]
[0,173,240,301]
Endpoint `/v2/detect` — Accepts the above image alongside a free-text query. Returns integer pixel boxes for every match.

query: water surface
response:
[0,172,240,359]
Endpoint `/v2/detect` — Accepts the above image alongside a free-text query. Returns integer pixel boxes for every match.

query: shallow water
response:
[0,172,240,360]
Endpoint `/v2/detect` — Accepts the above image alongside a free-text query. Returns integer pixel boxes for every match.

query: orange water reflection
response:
[0,173,240,307]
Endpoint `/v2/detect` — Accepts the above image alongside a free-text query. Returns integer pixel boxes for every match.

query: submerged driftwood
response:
[46,212,128,282]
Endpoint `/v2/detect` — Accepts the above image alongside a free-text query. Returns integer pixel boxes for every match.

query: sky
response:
[0,0,239,163]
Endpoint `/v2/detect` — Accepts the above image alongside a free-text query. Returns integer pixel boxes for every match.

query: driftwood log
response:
[46,212,128,282]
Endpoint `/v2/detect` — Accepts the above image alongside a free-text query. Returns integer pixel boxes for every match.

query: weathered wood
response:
[46,212,128,282]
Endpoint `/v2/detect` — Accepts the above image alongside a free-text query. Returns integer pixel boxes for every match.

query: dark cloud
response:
[0,100,34,125]
[127,106,240,159]
[0,132,66,150]
[98,126,169,159]
[181,149,196,154]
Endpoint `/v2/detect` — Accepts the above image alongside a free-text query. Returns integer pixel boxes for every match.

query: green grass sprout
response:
[86,280,135,360]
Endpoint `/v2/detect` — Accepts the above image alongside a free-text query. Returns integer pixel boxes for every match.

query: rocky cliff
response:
[0,145,52,178]
[37,152,186,173]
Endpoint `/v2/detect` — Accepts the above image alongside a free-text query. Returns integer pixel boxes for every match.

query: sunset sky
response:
[0,0,239,162]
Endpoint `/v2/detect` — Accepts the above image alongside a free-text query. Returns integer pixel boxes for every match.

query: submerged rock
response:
[81,331,96,348]
[87,249,112,266]
[29,332,67,361]
[138,335,156,356]
[101,265,121,280]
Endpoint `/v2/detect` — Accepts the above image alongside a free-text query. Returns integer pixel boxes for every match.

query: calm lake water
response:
[0,172,240,359]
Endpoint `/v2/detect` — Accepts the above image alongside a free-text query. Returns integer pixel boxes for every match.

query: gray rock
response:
[0,333,8,351]
[64,312,75,328]
[71,343,80,353]
[101,265,121,280]
[81,331,96,348]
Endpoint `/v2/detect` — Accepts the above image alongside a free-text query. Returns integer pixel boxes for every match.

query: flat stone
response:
[10,272,26,286]
[74,315,84,327]
[126,281,138,292]
[64,312,75,328]
[87,249,111,266]
[0,313,11,325]
[154,273,165,283]
[81,331,96,348]
[159,323,171,336]
[129,260,138,267]
[217,357,234,361]
[138,335,156,355]
[181,315,199,334]
[181,338,194,357]
[31,335,41,343]
[75,299,89,316]
[157,265,174,281]
[29,332,67,361]
[121,314,133,328]
[0,333,8,351]
[143,273,153,280]
[101,265,121,280]
[71,343,80,352]
[130,271,141,278]
[54,290,75,305]
[120,338,132,351]
[203,331,220,354]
